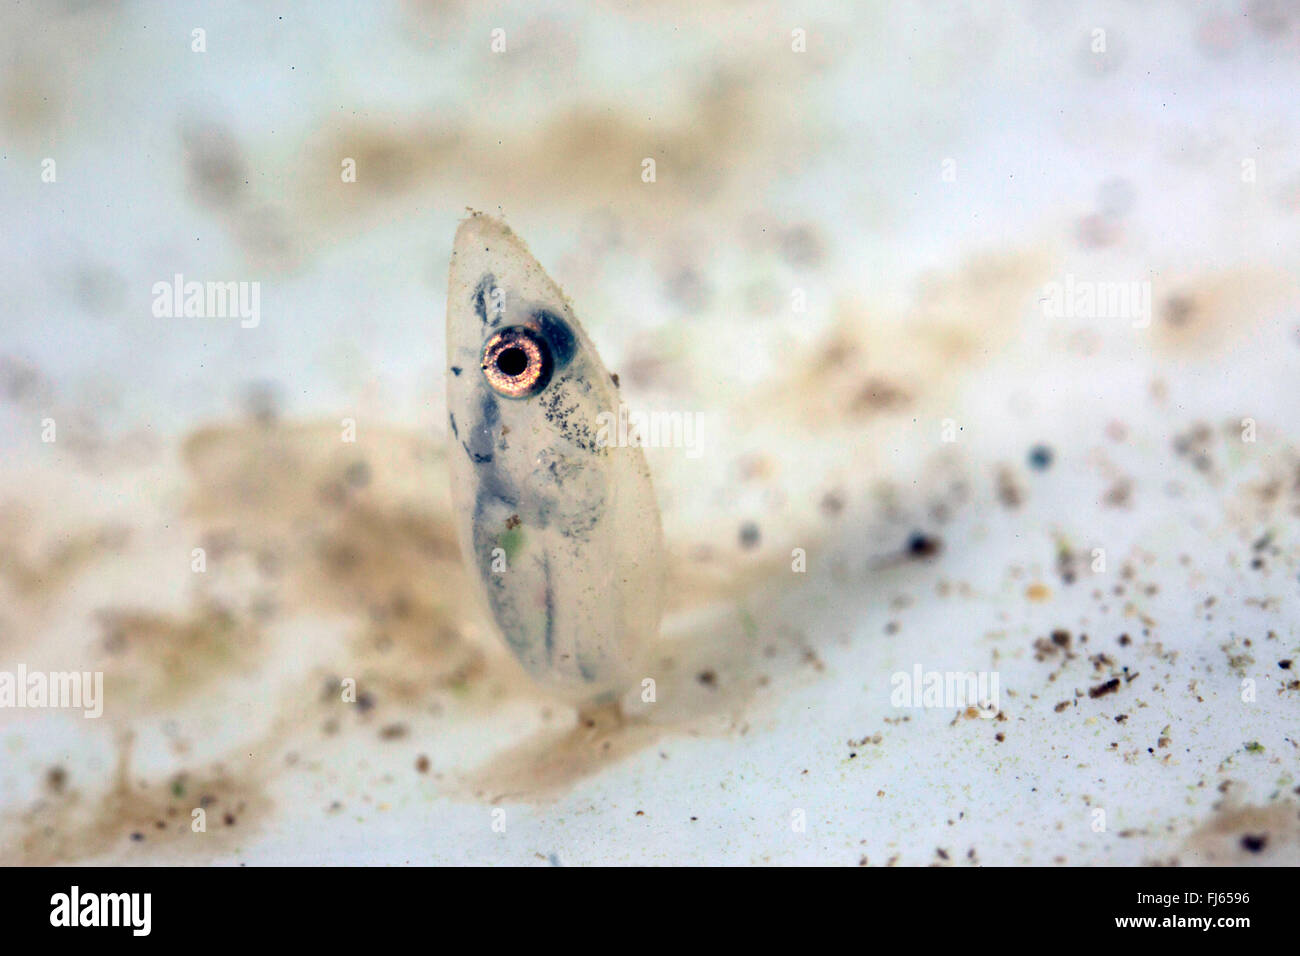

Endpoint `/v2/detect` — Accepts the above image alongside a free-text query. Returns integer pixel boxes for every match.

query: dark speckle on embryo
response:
[539,376,600,454]
[473,273,499,327]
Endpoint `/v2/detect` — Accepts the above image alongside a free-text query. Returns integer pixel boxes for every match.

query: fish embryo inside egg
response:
[445,213,665,704]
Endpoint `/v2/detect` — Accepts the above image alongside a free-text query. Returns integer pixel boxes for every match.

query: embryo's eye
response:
[481,326,552,398]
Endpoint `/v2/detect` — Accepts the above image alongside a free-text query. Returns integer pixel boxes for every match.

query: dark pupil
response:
[496,348,528,377]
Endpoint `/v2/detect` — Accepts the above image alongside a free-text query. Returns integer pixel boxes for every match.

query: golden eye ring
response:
[481,326,552,398]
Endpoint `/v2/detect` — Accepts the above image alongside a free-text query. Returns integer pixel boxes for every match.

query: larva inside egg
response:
[445,213,665,705]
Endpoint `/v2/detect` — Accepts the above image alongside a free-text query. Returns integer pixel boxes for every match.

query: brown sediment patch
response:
[663,543,797,616]
[461,702,668,804]
[181,421,444,525]
[459,585,802,801]
[0,53,64,137]
[179,420,527,700]
[2,733,271,866]
[765,249,1049,427]
[1183,798,1300,864]
[291,67,807,249]
[4,387,968,818]
[0,1,121,141]
[334,608,530,712]
[304,502,462,613]
[1152,270,1296,357]
[94,603,262,709]
[0,509,130,601]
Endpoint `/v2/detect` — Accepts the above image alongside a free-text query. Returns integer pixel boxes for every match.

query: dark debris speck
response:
[1089,678,1121,698]
[1241,834,1268,853]
[906,531,942,559]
